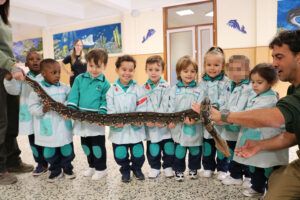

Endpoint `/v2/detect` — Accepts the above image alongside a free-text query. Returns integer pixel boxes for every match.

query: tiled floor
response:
[0,135,297,200]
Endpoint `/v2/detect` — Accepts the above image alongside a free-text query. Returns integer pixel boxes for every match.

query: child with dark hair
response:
[143,55,174,179]
[28,58,75,182]
[67,48,110,180]
[107,55,147,183]
[234,63,288,198]
[4,50,48,176]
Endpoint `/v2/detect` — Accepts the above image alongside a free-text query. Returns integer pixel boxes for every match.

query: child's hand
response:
[133,122,143,127]
[115,123,124,128]
[42,104,50,113]
[184,117,195,125]
[155,122,164,128]
[168,122,176,129]
[4,72,12,80]
[146,122,155,127]
[191,102,201,114]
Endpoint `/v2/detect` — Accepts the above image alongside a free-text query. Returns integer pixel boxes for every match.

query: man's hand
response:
[234,140,261,158]
[11,66,25,80]
[4,72,12,80]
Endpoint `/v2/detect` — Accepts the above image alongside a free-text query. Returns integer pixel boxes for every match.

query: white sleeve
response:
[3,79,22,95]
[28,91,44,117]
[106,87,116,114]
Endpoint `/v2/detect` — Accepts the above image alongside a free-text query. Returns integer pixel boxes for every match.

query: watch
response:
[221,109,230,123]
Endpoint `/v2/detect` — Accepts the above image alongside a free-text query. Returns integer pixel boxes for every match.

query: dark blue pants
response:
[112,142,145,174]
[81,135,106,171]
[173,143,202,172]
[249,165,279,193]
[28,134,47,167]
[43,143,75,176]
[146,138,174,170]
[229,160,250,179]
[202,138,230,172]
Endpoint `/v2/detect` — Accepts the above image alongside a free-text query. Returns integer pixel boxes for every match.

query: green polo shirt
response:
[276,85,300,147]
[0,18,15,71]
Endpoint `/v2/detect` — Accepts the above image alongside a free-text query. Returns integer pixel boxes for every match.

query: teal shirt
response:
[67,72,110,114]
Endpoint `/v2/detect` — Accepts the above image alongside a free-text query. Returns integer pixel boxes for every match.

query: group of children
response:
[3,46,289,198]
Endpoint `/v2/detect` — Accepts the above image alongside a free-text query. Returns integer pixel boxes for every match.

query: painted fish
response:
[142,28,156,43]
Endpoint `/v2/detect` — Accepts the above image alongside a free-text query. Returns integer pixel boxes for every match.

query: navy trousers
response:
[28,134,47,166]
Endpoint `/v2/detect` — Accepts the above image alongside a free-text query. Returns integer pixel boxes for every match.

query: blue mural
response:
[277,0,300,31]
[13,38,43,63]
[53,23,122,59]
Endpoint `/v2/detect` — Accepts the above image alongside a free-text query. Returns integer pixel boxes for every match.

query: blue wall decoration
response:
[13,38,43,63]
[142,28,156,43]
[277,0,300,31]
[227,19,247,34]
[53,23,122,60]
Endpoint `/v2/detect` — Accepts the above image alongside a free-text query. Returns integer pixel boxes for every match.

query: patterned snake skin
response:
[25,76,230,157]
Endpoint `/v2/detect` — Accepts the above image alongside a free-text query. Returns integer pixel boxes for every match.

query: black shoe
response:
[132,169,145,180]
[121,171,131,183]
[7,162,34,173]
[64,169,76,179]
[47,172,64,183]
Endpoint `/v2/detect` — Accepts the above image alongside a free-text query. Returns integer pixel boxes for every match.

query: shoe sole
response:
[32,170,48,176]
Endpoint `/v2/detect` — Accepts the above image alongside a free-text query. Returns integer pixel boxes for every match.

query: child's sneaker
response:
[222,176,243,185]
[163,167,174,178]
[83,168,95,177]
[64,169,76,179]
[242,187,263,198]
[32,164,48,176]
[121,171,131,183]
[188,169,198,179]
[91,170,107,180]
[148,168,160,179]
[132,169,145,180]
[216,171,227,180]
[242,177,251,188]
[47,172,64,183]
[201,170,213,178]
[175,171,184,182]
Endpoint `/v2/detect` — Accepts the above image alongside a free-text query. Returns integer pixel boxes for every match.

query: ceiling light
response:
[176,9,194,16]
[205,11,213,17]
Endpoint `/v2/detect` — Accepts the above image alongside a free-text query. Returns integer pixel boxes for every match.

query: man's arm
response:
[235,132,297,158]
[211,107,285,128]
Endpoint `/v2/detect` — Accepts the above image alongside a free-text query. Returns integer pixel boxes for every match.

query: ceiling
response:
[10,0,203,40]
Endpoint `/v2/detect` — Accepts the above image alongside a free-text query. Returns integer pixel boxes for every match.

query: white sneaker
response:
[148,168,160,179]
[242,177,251,188]
[163,167,174,178]
[242,188,263,198]
[222,176,243,185]
[216,171,227,180]
[188,169,198,180]
[91,170,107,180]
[175,171,184,182]
[83,168,95,177]
[202,170,213,178]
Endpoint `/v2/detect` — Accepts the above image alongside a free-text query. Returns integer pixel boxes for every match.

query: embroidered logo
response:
[137,96,147,106]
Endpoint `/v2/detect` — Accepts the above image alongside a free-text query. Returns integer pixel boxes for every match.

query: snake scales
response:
[25,76,230,157]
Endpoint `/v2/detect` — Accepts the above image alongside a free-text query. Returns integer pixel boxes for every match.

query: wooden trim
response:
[163,7,168,81]
[213,0,217,46]
[167,23,213,30]
[165,0,212,9]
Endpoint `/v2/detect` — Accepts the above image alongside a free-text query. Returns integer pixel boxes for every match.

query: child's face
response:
[116,61,135,85]
[180,64,197,85]
[26,52,41,73]
[205,54,223,78]
[87,59,104,78]
[251,73,272,94]
[42,63,61,85]
[228,60,249,83]
[146,63,163,84]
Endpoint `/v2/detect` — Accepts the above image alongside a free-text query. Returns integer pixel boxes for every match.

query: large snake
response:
[25,76,230,157]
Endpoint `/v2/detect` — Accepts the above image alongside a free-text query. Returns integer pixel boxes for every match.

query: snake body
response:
[25,76,230,157]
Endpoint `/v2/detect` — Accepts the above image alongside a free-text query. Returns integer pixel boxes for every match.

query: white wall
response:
[217,0,278,49]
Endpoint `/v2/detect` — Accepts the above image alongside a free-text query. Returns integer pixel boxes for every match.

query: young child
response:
[200,47,230,179]
[67,48,110,180]
[234,63,289,198]
[28,59,75,182]
[106,55,146,183]
[168,55,205,182]
[3,50,48,176]
[219,55,252,186]
[142,55,174,179]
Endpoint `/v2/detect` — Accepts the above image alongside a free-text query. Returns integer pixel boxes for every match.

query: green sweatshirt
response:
[0,18,15,72]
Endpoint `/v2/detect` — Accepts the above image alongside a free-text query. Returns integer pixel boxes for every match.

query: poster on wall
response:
[277,0,300,31]
[13,37,43,63]
[53,23,122,60]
